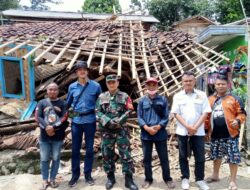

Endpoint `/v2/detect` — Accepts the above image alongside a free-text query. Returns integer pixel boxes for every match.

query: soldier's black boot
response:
[125,174,138,190]
[106,172,116,190]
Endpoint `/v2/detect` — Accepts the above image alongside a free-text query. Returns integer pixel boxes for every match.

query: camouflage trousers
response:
[101,129,135,175]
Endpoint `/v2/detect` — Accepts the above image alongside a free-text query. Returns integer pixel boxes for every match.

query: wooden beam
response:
[156,47,181,88]
[153,62,169,96]
[194,42,230,62]
[87,37,99,68]
[118,32,123,77]
[0,38,19,49]
[51,41,72,66]
[33,40,59,64]
[66,39,87,71]
[130,20,136,79]
[166,45,184,74]
[177,47,202,75]
[4,40,31,56]
[99,38,109,75]
[139,21,150,78]
[191,48,219,67]
[22,38,49,60]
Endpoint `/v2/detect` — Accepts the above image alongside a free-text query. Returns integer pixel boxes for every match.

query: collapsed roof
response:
[0,19,229,101]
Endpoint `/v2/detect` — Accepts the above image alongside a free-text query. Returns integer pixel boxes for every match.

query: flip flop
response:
[39,182,49,190]
[206,177,220,183]
[228,182,238,190]
[50,181,59,188]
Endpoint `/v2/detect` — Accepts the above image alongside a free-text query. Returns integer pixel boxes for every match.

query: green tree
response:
[146,0,215,29]
[215,0,250,24]
[24,0,62,11]
[0,0,20,11]
[82,0,121,14]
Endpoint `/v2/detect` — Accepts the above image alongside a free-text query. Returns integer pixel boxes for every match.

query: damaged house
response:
[0,15,229,154]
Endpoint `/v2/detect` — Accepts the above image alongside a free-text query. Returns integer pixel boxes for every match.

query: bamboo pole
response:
[33,40,59,64]
[118,32,123,77]
[99,38,109,75]
[153,62,169,96]
[51,41,72,66]
[130,20,136,79]
[66,39,87,71]
[139,21,150,78]
[191,48,219,67]
[4,40,31,56]
[87,37,99,67]
[177,47,202,74]
[0,38,19,49]
[156,46,181,88]
[166,45,184,74]
[194,42,230,62]
[22,38,49,60]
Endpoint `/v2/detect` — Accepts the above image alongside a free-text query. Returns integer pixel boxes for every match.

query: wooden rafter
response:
[51,41,72,66]
[130,20,136,79]
[99,38,109,75]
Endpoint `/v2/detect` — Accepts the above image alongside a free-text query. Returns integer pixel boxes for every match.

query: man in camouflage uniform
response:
[96,74,138,190]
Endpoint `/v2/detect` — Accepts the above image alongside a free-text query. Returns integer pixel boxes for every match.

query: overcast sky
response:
[20,0,132,13]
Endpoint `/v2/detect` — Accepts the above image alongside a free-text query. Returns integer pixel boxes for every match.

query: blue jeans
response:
[71,122,96,179]
[142,140,172,182]
[39,140,63,181]
[178,135,205,181]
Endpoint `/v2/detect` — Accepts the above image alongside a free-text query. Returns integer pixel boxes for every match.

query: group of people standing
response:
[36,61,246,190]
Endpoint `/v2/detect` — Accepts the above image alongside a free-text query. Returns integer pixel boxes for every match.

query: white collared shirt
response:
[171,89,212,136]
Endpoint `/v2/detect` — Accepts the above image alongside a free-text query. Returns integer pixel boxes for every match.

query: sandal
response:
[50,180,59,188]
[165,180,175,189]
[39,182,49,190]
[228,182,238,190]
[206,176,220,183]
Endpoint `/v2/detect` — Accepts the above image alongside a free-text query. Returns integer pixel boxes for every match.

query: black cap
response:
[74,61,88,71]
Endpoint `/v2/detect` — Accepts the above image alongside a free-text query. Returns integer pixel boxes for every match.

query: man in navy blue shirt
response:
[137,77,175,189]
[66,61,102,187]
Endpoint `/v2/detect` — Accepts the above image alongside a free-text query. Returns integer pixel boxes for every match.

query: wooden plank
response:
[153,62,169,96]
[66,39,87,71]
[177,47,202,74]
[166,45,184,74]
[194,42,230,62]
[99,38,109,75]
[118,32,122,77]
[139,21,150,78]
[33,39,59,64]
[87,37,99,68]
[130,20,136,79]
[4,40,31,56]
[156,47,181,88]
[51,41,72,66]
[22,38,49,60]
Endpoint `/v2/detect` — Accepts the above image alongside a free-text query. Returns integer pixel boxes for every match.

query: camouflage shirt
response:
[96,90,134,131]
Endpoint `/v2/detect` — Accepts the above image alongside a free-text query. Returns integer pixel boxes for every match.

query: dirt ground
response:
[0,157,249,190]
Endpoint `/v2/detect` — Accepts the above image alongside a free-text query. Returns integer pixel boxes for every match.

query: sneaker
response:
[68,177,78,187]
[196,180,210,190]
[181,178,190,190]
[85,176,95,186]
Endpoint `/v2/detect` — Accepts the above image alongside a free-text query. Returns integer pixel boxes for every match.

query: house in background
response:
[172,15,216,36]
[1,9,159,30]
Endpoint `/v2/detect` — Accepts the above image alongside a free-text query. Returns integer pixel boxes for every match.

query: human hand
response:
[231,119,239,128]
[186,125,197,136]
[144,125,158,135]
[46,125,55,136]
[152,125,161,131]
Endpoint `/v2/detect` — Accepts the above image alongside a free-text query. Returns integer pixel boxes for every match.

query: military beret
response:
[73,61,88,71]
[106,74,118,82]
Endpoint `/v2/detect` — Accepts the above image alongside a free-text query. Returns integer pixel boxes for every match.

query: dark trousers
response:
[178,135,205,181]
[71,122,96,179]
[142,140,172,183]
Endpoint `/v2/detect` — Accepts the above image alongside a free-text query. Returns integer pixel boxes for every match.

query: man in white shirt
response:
[171,71,211,190]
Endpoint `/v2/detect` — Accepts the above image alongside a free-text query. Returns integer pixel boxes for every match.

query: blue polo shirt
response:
[137,94,169,141]
[66,80,102,124]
